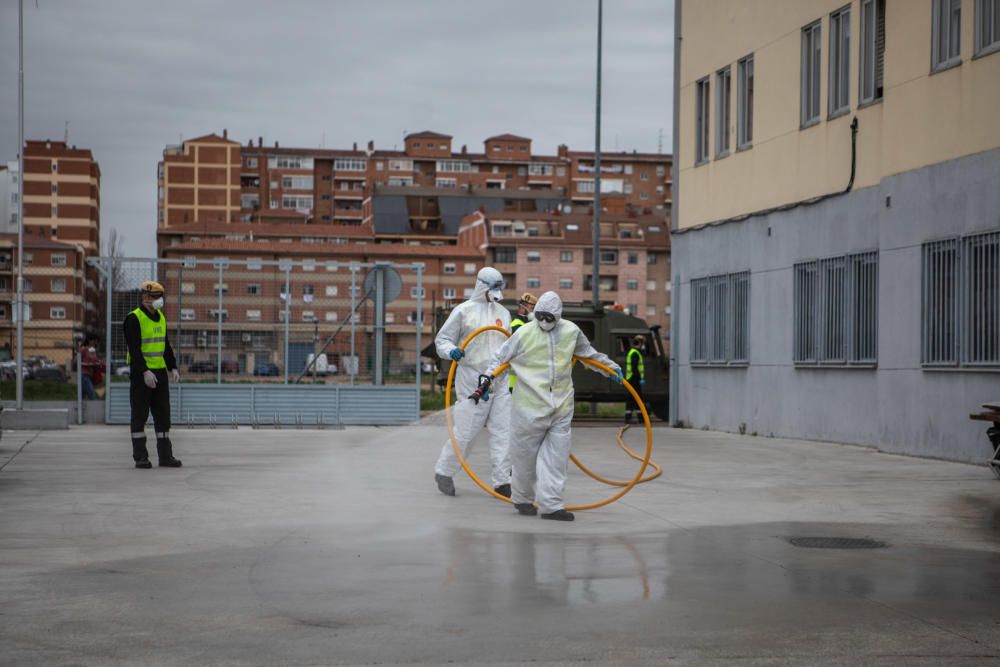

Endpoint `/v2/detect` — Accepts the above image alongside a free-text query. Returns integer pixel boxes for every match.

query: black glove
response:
[468,374,494,405]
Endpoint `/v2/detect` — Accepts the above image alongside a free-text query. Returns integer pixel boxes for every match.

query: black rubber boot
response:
[493,483,511,498]
[135,459,152,469]
[156,437,182,468]
[435,474,455,496]
[514,503,537,516]
[541,509,575,522]
[132,436,150,464]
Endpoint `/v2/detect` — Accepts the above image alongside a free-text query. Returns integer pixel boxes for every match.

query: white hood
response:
[534,291,563,320]
[474,266,504,303]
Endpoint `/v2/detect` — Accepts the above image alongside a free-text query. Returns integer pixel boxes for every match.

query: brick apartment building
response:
[156,130,672,374]
[0,233,88,363]
[456,197,672,340]
[0,141,101,364]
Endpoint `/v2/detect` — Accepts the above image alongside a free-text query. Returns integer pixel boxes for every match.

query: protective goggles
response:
[478,278,506,291]
[534,312,556,323]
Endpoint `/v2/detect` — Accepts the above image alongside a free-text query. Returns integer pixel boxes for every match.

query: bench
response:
[970,400,1000,479]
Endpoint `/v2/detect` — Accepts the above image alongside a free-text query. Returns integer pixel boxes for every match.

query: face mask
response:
[538,319,557,332]
[151,297,164,310]
[488,289,503,303]
[526,311,535,321]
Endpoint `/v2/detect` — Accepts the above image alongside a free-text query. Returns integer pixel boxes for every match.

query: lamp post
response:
[15,0,26,408]
[591,0,603,310]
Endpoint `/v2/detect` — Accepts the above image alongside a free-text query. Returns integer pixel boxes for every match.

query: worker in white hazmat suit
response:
[434,267,513,497]
[471,291,622,521]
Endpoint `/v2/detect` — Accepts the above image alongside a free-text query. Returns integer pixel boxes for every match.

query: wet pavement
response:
[1,420,999,665]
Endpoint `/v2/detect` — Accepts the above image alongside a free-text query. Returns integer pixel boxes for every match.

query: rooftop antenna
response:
[64,120,69,143]
[658,128,663,154]
[591,0,603,310]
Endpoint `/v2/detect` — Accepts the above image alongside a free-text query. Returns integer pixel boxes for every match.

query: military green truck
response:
[424,302,669,421]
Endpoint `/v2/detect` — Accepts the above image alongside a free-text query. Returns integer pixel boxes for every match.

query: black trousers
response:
[130,368,172,462]
[625,380,644,414]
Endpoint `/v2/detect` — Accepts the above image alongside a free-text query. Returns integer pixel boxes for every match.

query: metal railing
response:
[690,270,750,366]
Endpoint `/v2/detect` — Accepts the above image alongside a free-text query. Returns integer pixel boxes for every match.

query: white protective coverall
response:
[484,291,621,514]
[434,267,512,489]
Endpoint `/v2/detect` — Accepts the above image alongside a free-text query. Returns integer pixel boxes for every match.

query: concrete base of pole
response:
[2,408,71,430]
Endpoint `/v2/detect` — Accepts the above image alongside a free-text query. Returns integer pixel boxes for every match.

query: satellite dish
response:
[562,204,572,214]
[363,266,403,302]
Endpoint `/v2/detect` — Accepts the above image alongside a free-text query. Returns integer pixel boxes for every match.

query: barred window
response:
[794,251,878,365]
[690,271,750,365]
[923,231,1000,366]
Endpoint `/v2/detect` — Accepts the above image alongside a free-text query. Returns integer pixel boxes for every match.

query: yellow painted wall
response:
[678,0,1000,229]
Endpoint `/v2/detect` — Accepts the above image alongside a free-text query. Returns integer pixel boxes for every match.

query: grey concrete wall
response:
[672,148,1000,463]
[1,400,105,424]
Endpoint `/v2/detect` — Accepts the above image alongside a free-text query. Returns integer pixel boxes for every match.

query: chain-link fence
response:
[90,256,424,425]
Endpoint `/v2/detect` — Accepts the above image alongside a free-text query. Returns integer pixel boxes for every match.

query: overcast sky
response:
[0,1,674,256]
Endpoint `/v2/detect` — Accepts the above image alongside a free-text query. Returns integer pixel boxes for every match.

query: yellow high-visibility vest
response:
[626,347,644,382]
[127,307,167,370]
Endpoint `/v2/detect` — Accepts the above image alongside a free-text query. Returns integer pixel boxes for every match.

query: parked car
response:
[221,360,239,374]
[253,362,280,377]
[31,366,67,382]
[188,361,217,373]
[305,353,337,376]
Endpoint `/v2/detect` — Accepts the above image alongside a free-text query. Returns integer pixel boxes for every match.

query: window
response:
[528,164,554,176]
[325,311,339,322]
[560,251,573,263]
[794,251,878,365]
[737,55,755,148]
[282,175,313,190]
[23,252,32,266]
[436,160,471,173]
[601,250,618,265]
[859,0,886,104]
[269,156,314,169]
[51,278,66,293]
[557,166,566,177]
[435,178,457,188]
[407,312,424,324]
[559,278,573,289]
[695,77,710,164]
[23,279,32,292]
[50,253,67,266]
[334,158,366,171]
[565,224,579,232]
[647,306,656,317]
[302,311,316,322]
[324,285,338,297]
[647,280,656,291]
[577,180,595,193]
[716,66,731,157]
[640,192,649,200]
[51,183,58,194]
[302,285,315,298]
[690,271,750,365]
[246,284,261,296]
[494,247,516,264]
[410,287,426,298]
[922,231,1000,366]
[647,253,658,265]
[933,0,963,69]
[443,287,457,299]
[385,312,395,324]
[282,196,313,211]
[246,309,262,322]
[247,158,258,168]
[180,308,196,321]
[50,307,66,320]
[213,283,228,296]
[527,277,541,289]
[464,263,476,274]
[626,279,639,290]
[829,6,851,116]
[628,253,639,265]
[526,251,541,263]
[976,0,1000,55]
[801,21,822,126]
[375,161,384,171]
[389,159,413,171]
[388,177,413,187]
[443,262,456,274]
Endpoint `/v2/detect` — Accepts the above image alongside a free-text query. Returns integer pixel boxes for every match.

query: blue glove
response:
[639,378,645,387]
[612,368,623,384]
[449,348,465,362]
[480,385,491,402]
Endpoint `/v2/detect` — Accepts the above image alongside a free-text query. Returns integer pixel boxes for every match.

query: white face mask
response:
[538,319,557,332]
[151,297,164,310]
[488,289,503,303]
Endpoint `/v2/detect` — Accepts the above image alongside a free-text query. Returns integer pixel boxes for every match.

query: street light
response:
[15,0,26,409]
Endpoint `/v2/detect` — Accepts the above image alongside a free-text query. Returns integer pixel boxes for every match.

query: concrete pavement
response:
[1,419,999,665]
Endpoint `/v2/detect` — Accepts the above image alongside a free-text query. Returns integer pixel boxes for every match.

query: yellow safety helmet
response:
[519,292,538,306]
[141,280,165,296]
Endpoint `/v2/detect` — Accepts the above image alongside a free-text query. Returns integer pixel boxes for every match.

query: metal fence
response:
[90,256,425,425]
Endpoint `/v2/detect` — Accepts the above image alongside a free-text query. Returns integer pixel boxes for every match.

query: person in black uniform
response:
[124,280,182,469]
